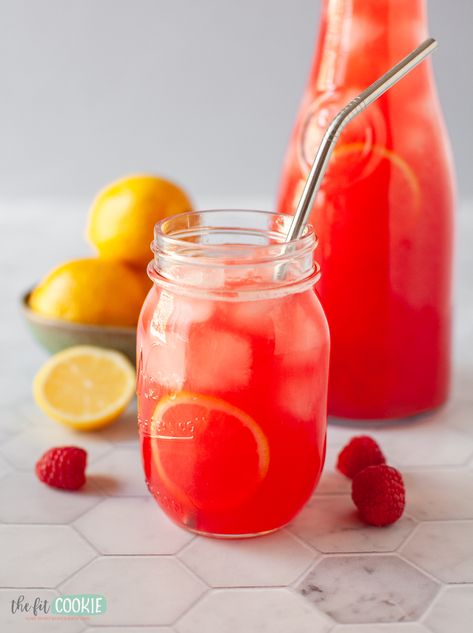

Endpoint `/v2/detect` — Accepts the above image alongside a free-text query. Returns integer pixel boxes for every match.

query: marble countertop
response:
[1,198,472,633]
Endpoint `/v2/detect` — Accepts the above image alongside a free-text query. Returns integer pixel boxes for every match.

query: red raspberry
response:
[35,446,87,491]
[336,435,386,478]
[352,464,405,526]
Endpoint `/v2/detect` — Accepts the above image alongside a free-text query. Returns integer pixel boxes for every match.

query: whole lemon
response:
[86,174,193,267]
[29,258,150,327]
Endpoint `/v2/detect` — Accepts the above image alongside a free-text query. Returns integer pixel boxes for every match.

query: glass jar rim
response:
[149,209,320,299]
[153,209,317,263]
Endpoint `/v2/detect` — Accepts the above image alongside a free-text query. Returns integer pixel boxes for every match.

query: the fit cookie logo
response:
[11,594,106,618]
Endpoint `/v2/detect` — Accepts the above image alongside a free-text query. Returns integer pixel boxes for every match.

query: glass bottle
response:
[137,210,330,537]
[278,0,455,420]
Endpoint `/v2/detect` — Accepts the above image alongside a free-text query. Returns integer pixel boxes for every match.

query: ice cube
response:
[150,291,175,343]
[345,14,383,53]
[174,295,214,329]
[274,295,321,357]
[149,291,214,341]
[178,265,226,290]
[144,336,186,392]
[202,266,226,289]
[278,371,322,422]
[187,327,253,392]
[224,298,275,338]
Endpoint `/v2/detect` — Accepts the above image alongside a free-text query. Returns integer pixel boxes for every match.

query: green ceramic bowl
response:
[21,290,137,364]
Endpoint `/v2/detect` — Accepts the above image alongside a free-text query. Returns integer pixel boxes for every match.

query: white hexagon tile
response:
[178,529,317,587]
[0,525,96,587]
[313,444,351,495]
[91,405,139,448]
[0,472,103,524]
[60,557,206,626]
[0,453,11,480]
[175,588,332,633]
[424,586,473,633]
[332,625,431,633]
[290,495,417,553]
[74,497,193,555]
[404,470,473,520]
[448,400,473,438]
[86,447,150,496]
[0,422,112,469]
[371,416,473,469]
[85,628,175,633]
[296,554,440,624]
[400,521,473,583]
[0,403,32,440]
[84,626,174,633]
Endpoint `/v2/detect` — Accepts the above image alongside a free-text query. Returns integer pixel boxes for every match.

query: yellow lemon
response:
[33,346,135,430]
[29,258,149,327]
[87,174,193,266]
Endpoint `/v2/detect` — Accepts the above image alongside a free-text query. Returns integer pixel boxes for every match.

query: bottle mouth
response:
[150,209,320,298]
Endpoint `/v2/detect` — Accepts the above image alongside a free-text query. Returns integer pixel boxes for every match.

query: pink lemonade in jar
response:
[137,211,330,537]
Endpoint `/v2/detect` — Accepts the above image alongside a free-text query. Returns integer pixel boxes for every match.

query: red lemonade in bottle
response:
[278,0,455,419]
[137,211,330,537]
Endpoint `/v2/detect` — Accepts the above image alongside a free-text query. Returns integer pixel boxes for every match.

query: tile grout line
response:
[66,491,108,521]
[173,555,211,590]
[54,555,101,592]
[283,526,322,558]
[0,449,24,470]
[174,534,197,558]
[446,418,473,443]
[0,485,106,526]
[171,584,212,628]
[171,584,337,630]
[285,581,337,629]
[418,583,450,624]
[396,551,446,586]
[393,518,423,552]
[68,522,101,555]
[289,552,328,590]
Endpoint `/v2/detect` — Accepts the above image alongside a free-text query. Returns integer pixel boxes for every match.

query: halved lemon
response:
[33,346,136,431]
[150,392,270,511]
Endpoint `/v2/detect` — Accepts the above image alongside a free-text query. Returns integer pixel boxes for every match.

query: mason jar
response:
[137,210,330,537]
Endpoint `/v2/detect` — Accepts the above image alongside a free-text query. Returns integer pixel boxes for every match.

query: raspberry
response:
[352,464,405,526]
[336,435,386,478]
[35,446,87,491]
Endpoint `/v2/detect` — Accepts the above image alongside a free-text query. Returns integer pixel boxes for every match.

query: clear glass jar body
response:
[137,211,330,537]
[278,0,455,419]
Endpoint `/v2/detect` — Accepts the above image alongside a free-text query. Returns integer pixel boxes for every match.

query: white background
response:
[1,0,471,204]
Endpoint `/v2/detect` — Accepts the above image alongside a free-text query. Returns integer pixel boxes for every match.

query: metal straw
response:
[284,37,438,247]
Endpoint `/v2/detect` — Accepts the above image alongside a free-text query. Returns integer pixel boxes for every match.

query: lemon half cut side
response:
[33,345,136,431]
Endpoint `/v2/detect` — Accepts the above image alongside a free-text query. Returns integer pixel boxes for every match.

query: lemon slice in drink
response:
[336,142,420,193]
[33,346,135,430]
[150,392,270,511]
[335,142,421,209]
[293,142,422,218]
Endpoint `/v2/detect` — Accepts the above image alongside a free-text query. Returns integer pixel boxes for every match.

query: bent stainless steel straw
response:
[284,37,438,245]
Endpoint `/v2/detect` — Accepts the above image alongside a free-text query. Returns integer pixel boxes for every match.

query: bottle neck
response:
[312,0,429,91]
